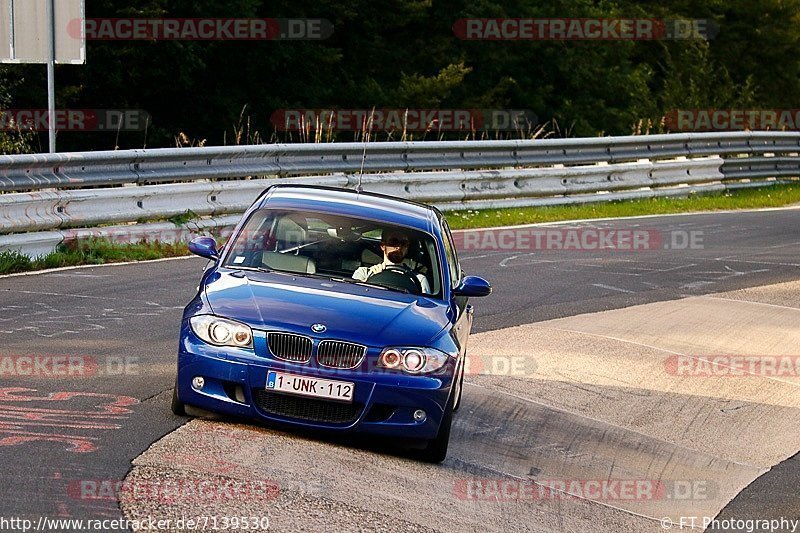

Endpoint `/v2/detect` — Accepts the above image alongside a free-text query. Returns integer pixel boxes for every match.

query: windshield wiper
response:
[328,276,389,290]
[330,276,408,293]
[293,272,403,294]
[229,265,273,273]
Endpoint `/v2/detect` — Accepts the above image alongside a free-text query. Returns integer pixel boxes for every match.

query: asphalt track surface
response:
[0,207,798,531]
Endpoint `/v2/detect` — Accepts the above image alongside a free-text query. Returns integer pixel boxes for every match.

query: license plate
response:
[266,371,354,403]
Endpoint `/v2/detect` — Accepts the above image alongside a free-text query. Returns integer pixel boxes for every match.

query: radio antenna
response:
[356,107,376,193]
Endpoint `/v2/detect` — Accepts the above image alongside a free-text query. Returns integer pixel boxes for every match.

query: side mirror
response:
[453,276,492,297]
[188,236,219,261]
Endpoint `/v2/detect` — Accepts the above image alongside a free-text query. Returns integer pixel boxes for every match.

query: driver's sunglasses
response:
[384,237,410,247]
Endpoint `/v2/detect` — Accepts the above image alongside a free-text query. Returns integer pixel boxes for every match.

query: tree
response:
[0,67,34,154]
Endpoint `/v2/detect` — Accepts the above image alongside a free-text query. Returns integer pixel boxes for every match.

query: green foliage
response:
[395,63,473,107]
[0,67,34,154]
[446,184,800,229]
[0,129,35,155]
[0,239,190,276]
[0,250,33,274]
[2,0,798,149]
[168,209,199,226]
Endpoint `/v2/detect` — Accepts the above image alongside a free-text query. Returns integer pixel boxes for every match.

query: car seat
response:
[261,251,317,274]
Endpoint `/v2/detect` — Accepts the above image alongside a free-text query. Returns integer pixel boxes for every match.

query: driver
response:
[352,228,431,294]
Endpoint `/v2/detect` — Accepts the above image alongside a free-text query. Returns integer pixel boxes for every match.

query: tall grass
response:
[446,184,800,229]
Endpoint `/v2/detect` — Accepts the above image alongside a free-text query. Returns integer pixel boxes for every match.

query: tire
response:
[452,360,465,413]
[171,381,187,416]
[419,389,455,463]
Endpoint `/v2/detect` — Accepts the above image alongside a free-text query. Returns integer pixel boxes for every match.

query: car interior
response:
[224,209,442,297]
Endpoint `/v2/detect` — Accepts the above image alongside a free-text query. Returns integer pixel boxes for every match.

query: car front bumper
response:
[176,332,455,440]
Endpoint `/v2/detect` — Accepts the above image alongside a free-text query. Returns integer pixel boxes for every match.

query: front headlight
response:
[377,347,452,374]
[190,315,253,348]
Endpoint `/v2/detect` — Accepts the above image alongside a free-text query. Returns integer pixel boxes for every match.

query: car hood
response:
[204,270,451,347]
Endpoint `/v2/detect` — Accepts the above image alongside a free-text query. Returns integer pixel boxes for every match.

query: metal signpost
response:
[1,0,86,152]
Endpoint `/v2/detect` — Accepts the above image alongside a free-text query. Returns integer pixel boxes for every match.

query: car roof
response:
[257,185,443,233]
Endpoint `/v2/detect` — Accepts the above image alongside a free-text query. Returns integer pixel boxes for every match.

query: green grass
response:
[0,238,189,276]
[167,209,199,226]
[1,183,798,275]
[445,183,800,229]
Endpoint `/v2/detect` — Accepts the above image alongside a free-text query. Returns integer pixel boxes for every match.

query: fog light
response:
[413,409,426,422]
[192,376,205,390]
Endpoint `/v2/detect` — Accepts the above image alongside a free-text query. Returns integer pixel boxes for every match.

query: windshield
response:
[223,209,442,298]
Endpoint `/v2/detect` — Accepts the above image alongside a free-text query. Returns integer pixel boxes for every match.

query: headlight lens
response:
[381,348,402,369]
[190,315,253,348]
[403,349,425,372]
[378,347,451,374]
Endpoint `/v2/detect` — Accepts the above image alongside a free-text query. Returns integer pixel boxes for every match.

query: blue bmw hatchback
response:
[172,185,491,462]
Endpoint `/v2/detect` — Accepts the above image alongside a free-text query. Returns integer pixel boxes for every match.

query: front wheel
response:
[419,391,455,463]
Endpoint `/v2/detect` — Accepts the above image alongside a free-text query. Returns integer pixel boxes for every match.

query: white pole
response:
[45,0,56,153]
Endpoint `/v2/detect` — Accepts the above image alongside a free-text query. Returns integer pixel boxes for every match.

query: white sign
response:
[0,0,85,64]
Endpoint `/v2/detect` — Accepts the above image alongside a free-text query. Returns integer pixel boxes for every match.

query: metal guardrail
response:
[1,131,799,192]
[0,131,798,257]
[0,157,727,233]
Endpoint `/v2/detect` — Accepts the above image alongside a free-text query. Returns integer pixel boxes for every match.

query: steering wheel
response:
[367,264,423,294]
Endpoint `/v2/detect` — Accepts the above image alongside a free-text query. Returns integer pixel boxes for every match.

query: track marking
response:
[701,296,800,312]
[499,255,520,267]
[0,388,139,453]
[765,240,800,249]
[1,289,182,307]
[48,273,114,278]
[712,257,800,268]
[591,284,634,294]
[459,252,517,261]
[652,264,697,273]
[680,281,716,290]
